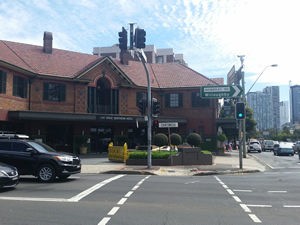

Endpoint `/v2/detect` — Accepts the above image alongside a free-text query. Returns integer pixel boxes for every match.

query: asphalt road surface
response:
[1,169,300,225]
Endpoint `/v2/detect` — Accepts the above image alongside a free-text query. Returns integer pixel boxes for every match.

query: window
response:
[192,92,210,107]
[165,93,183,108]
[13,75,28,98]
[0,70,7,94]
[11,142,29,152]
[43,82,66,102]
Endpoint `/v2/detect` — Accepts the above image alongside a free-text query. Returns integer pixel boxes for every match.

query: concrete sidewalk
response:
[80,151,267,176]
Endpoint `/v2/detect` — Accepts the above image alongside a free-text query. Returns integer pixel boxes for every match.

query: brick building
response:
[0,32,223,153]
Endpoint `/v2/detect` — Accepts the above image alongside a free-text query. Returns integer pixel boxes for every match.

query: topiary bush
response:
[170,133,182,146]
[153,133,168,147]
[186,132,202,147]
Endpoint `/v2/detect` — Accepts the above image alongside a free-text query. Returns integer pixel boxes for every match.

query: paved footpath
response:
[80,150,267,176]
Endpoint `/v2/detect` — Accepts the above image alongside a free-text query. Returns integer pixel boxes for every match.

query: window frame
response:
[43,82,66,102]
[165,93,183,108]
[13,75,28,98]
[0,70,7,94]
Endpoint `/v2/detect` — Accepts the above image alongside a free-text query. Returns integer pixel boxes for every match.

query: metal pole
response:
[241,71,247,158]
[237,55,246,161]
[238,120,243,169]
[137,51,152,169]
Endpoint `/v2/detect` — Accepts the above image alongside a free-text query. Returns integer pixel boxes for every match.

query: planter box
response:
[126,148,214,166]
[126,158,171,166]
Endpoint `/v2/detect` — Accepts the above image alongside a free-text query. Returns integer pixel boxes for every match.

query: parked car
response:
[273,142,294,156]
[247,140,262,153]
[0,162,19,189]
[0,136,81,182]
[262,140,275,151]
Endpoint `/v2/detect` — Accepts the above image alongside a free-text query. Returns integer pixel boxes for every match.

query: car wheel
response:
[58,174,70,180]
[37,164,56,182]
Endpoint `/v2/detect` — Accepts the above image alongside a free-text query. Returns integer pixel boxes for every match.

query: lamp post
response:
[243,63,278,158]
[246,64,278,95]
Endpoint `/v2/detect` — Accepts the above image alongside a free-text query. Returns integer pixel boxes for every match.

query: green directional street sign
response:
[200,85,243,99]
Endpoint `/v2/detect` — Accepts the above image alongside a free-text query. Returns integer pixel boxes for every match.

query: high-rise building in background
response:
[279,101,289,127]
[247,91,273,131]
[290,85,300,125]
[93,44,187,66]
[247,86,280,131]
[263,86,280,130]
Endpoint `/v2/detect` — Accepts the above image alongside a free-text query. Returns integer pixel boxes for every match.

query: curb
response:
[99,169,261,176]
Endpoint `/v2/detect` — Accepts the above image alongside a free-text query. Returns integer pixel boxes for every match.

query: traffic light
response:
[152,98,160,117]
[118,27,127,51]
[134,28,146,49]
[137,99,146,115]
[153,119,159,129]
[235,102,245,119]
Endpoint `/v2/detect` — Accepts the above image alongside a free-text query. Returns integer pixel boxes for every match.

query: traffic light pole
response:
[136,50,152,169]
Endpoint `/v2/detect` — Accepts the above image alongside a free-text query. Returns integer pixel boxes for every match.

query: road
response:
[1,161,300,225]
[252,151,300,171]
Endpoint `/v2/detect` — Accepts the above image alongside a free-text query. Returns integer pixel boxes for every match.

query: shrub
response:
[170,133,182,146]
[186,132,202,147]
[128,150,177,159]
[153,133,168,147]
[217,133,227,142]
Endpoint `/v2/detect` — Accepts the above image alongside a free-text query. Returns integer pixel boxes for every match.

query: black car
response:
[0,138,81,182]
[0,162,19,188]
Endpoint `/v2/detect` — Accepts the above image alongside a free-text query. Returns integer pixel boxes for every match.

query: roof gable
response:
[0,40,99,78]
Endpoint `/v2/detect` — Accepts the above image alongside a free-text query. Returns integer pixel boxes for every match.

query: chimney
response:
[43,31,53,54]
[120,51,134,65]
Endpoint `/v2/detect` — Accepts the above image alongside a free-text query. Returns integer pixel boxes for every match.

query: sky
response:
[0,0,299,101]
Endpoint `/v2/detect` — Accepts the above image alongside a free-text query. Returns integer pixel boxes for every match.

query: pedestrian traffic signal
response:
[235,102,245,119]
[118,27,127,51]
[137,99,146,115]
[135,28,146,49]
[153,119,159,129]
[152,98,160,117]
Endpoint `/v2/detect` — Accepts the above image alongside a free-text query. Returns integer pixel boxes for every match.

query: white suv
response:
[247,140,262,153]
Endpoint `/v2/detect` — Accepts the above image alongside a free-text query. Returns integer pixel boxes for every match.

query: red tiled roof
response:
[114,60,221,88]
[0,40,98,78]
[0,39,223,88]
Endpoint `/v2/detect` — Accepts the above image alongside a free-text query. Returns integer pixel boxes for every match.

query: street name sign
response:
[159,122,178,128]
[200,85,243,99]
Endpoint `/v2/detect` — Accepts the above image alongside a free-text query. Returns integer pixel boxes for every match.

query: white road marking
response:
[222,184,228,189]
[132,185,139,190]
[227,189,234,195]
[97,175,151,225]
[249,214,262,223]
[0,197,71,202]
[240,204,251,213]
[125,191,134,198]
[268,190,287,193]
[233,189,252,192]
[284,205,300,208]
[107,207,120,216]
[247,204,272,208]
[69,175,125,202]
[215,176,262,223]
[0,175,125,203]
[117,198,127,205]
[98,217,111,225]
[232,196,242,202]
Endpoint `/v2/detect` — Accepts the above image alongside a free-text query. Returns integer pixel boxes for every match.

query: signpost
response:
[200,85,242,99]
[158,122,178,147]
